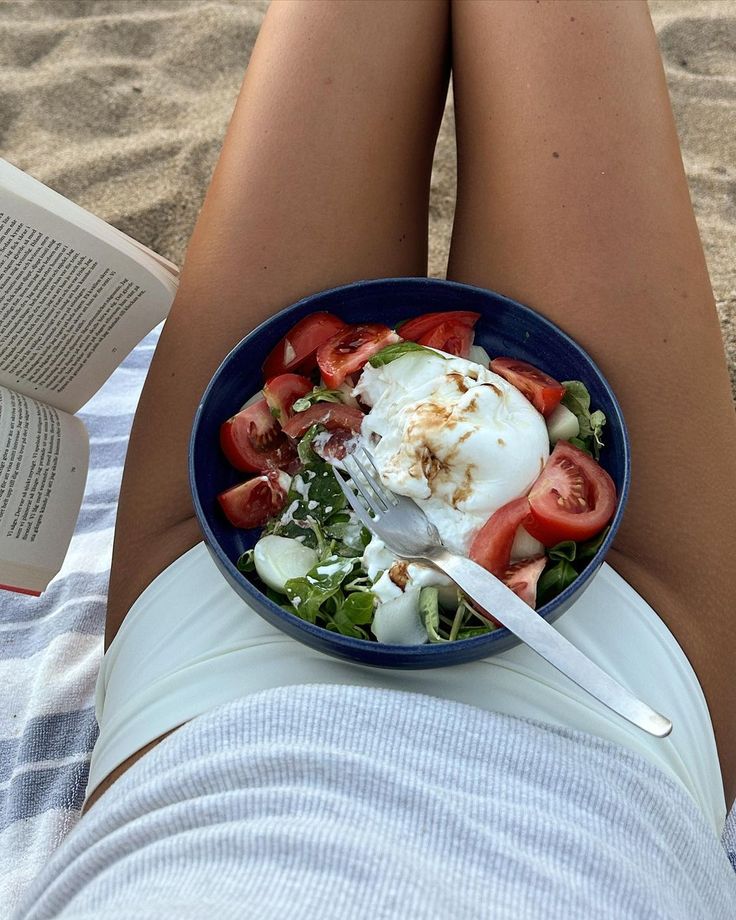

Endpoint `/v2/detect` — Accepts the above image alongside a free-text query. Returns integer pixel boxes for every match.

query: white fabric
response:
[89,541,726,834]
[15,686,736,920]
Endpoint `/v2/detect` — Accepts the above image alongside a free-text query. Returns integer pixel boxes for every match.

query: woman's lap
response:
[101,0,736,808]
[89,540,726,834]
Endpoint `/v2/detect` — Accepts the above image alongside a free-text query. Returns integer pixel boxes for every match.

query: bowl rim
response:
[189,276,631,660]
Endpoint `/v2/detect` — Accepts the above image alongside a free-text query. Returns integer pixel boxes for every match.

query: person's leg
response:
[447,0,736,805]
[89,0,449,810]
[106,0,450,649]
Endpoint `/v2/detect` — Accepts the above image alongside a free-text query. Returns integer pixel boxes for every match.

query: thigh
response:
[106,0,450,648]
[447,0,736,804]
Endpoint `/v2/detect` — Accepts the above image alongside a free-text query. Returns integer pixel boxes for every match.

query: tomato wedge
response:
[282,403,364,440]
[217,471,291,528]
[398,310,480,342]
[417,321,475,358]
[263,373,313,422]
[490,357,566,417]
[501,556,547,609]
[220,398,297,472]
[316,324,398,387]
[469,496,533,576]
[262,312,347,379]
[525,441,617,545]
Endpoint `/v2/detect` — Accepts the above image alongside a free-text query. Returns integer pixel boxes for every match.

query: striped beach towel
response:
[0,326,159,913]
[1,325,734,914]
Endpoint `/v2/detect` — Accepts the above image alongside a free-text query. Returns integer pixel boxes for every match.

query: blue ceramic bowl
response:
[189,278,630,669]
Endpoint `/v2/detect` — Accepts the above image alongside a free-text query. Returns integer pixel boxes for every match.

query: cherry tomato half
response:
[469,496,533,576]
[262,312,347,379]
[316,324,398,388]
[525,440,617,545]
[417,321,475,358]
[220,398,296,473]
[490,357,566,417]
[282,403,365,440]
[501,556,547,609]
[217,470,290,529]
[398,310,480,342]
[263,373,313,423]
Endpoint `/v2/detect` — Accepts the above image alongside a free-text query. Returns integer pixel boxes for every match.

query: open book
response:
[0,160,178,595]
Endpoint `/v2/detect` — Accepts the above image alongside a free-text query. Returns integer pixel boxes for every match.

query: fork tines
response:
[335,447,396,526]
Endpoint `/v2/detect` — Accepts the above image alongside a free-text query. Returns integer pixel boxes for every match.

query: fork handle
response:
[433,552,672,738]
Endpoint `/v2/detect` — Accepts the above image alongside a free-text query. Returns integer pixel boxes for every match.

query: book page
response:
[0,386,88,595]
[0,189,176,414]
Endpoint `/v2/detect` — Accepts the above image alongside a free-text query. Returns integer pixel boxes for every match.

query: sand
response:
[1,0,734,394]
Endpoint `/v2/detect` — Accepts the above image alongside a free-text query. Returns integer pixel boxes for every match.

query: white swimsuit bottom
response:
[88,542,727,834]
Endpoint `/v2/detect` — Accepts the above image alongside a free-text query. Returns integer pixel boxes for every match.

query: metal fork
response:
[334,447,672,738]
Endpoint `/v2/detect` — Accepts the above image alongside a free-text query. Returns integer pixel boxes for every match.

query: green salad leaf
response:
[306,462,347,517]
[284,555,356,624]
[297,425,322,464]
[548,540,577,563]
[567,436,593,457]
[368,341,443,367]
[327,591,374,639]
[339,591,375,625]
[292,387,345,413]
[419,587,445,643]
[323,512,371,557]
[560,381,607,459]
[455,625,495,640]
[536,525,612,607]
[281,552,377,639]
[236,548,256,573]
[576,526,611,563]
[537,559,578,606]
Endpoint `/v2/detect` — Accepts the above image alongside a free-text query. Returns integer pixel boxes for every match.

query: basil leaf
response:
[292,387,345,413]
[561,380,607,459]
[368,341,442,367]
[537,559,578,605]
[548,540,577,563]
[576,526,611,564]
[236,549,255,573]
[418,587,445,643]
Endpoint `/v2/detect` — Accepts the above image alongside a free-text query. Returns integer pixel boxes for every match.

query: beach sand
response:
[1,0,734,393]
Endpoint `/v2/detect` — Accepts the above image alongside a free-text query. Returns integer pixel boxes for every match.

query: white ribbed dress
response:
[14,685,736,920]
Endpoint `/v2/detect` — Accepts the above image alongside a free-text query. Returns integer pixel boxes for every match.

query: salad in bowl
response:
[214,306,617,648]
